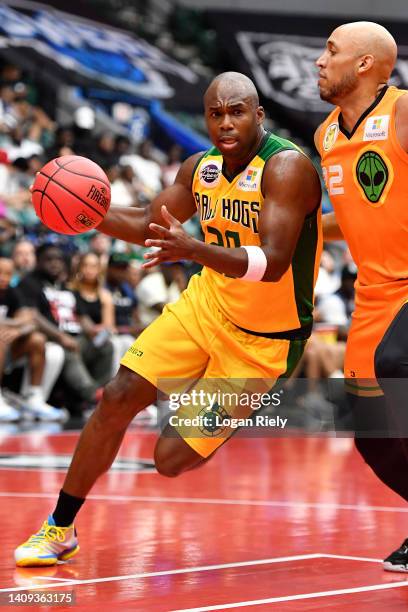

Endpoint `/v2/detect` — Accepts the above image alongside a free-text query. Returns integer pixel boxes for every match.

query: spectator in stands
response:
[317,263,357,337]
[3,125,44,162]
[136,262,187,327]
[120,138,163,198]
[127,260,143,293]
[0,157,31,210]
[12,97,55,150]
[314,248,340,298]
[16,244,112,415]
[10,238,35,287]
[0,85,17,134]
[0,155,39,230]
[70,252,115,347]
[92,133,118,169]
[0,256,65,421]
[114,135,131,158]
[88,232,112,271]
[105,252,141,374]
[162,144,183,188]
[46,126,76,159]
[0,207,19,257]
[108,164,140,208]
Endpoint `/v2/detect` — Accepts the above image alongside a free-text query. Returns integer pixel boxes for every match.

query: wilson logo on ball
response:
[87,185,110,211]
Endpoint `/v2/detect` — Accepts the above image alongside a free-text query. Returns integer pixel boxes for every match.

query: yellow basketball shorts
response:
[121,274,305,457]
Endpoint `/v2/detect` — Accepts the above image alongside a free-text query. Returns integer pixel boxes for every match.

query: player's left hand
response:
[143,205,196,268]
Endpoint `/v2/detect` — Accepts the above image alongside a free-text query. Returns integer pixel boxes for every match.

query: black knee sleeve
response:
[375,302,408,379]
[349,393,408,502]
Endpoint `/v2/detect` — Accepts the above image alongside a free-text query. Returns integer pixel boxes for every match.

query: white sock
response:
[25,386,44,402]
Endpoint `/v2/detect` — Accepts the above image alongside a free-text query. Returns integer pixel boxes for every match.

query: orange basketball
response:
[31,155,111,235]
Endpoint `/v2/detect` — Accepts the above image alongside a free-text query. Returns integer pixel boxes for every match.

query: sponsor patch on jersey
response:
[323,123,339,151]
[237,166,260,191]
[199,160,222,187]
[363,115,389,141]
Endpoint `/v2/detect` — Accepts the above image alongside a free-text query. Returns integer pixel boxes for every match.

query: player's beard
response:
[319,70,358,103]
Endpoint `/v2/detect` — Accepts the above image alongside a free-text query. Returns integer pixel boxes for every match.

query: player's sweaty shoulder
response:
[263,149,321,216]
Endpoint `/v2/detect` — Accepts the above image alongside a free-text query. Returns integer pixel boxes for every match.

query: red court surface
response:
[0,429,408,610]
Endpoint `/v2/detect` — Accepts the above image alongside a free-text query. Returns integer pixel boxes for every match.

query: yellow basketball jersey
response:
[192,132,322,334]
[318,86,408,290]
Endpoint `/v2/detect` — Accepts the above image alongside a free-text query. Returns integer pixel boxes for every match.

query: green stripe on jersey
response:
[291,211,319,327]
[258,134,300,162]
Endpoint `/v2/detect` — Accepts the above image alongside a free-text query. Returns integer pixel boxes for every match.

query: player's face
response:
[205,93,264,160]
[316,31,359,104]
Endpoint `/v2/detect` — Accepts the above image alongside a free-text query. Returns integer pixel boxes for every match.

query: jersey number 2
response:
[323,165,344,196]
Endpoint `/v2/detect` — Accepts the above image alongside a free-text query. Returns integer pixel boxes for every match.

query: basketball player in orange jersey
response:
[316,22,408,572]
[15,72,323,566]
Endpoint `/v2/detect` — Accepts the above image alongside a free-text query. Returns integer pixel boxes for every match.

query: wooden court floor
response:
[0,427,407,610]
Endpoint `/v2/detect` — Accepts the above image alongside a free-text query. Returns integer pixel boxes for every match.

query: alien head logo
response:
[356,151,389,203]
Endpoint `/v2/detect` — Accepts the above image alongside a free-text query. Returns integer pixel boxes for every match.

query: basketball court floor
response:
[0,426,407,610]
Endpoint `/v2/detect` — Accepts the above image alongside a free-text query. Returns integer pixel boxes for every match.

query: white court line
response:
[322,554,382,563]
[0,491,407,514]
[0,554,382,593]
[0,554,324,593]
[171,580,408,611]
[1,553,384,594]
[33,577,78,582]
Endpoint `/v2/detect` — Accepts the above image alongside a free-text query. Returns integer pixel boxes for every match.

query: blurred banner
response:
[207,11,408,142]
[0,0,207,112]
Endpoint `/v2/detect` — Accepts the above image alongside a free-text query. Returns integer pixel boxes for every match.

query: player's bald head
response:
[204,72,260,109]
[332,22,397,80]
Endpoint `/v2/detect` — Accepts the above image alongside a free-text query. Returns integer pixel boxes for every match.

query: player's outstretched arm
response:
[97,153,200,245]
[143,150,321,281]
[322,212,344,241]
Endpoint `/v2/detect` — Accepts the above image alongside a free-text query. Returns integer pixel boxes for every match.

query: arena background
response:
[0,2,407,610]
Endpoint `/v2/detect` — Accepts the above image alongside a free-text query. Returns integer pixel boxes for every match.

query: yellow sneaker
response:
[14,515,79,567]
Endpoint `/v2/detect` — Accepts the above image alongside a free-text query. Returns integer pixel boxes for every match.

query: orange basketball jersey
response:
[318,86,408,294]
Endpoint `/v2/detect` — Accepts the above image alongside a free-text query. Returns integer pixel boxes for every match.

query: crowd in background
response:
[0,60,357,428]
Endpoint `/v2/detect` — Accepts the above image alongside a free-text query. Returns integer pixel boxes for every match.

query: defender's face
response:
[316,30,359,104]
[205,93,264,160]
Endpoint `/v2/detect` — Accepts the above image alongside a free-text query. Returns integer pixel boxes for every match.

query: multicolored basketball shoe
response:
[14,515,79,567]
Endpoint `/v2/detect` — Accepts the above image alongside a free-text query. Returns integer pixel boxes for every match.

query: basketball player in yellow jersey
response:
[316,22,408,572]
[14,72,322,566]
